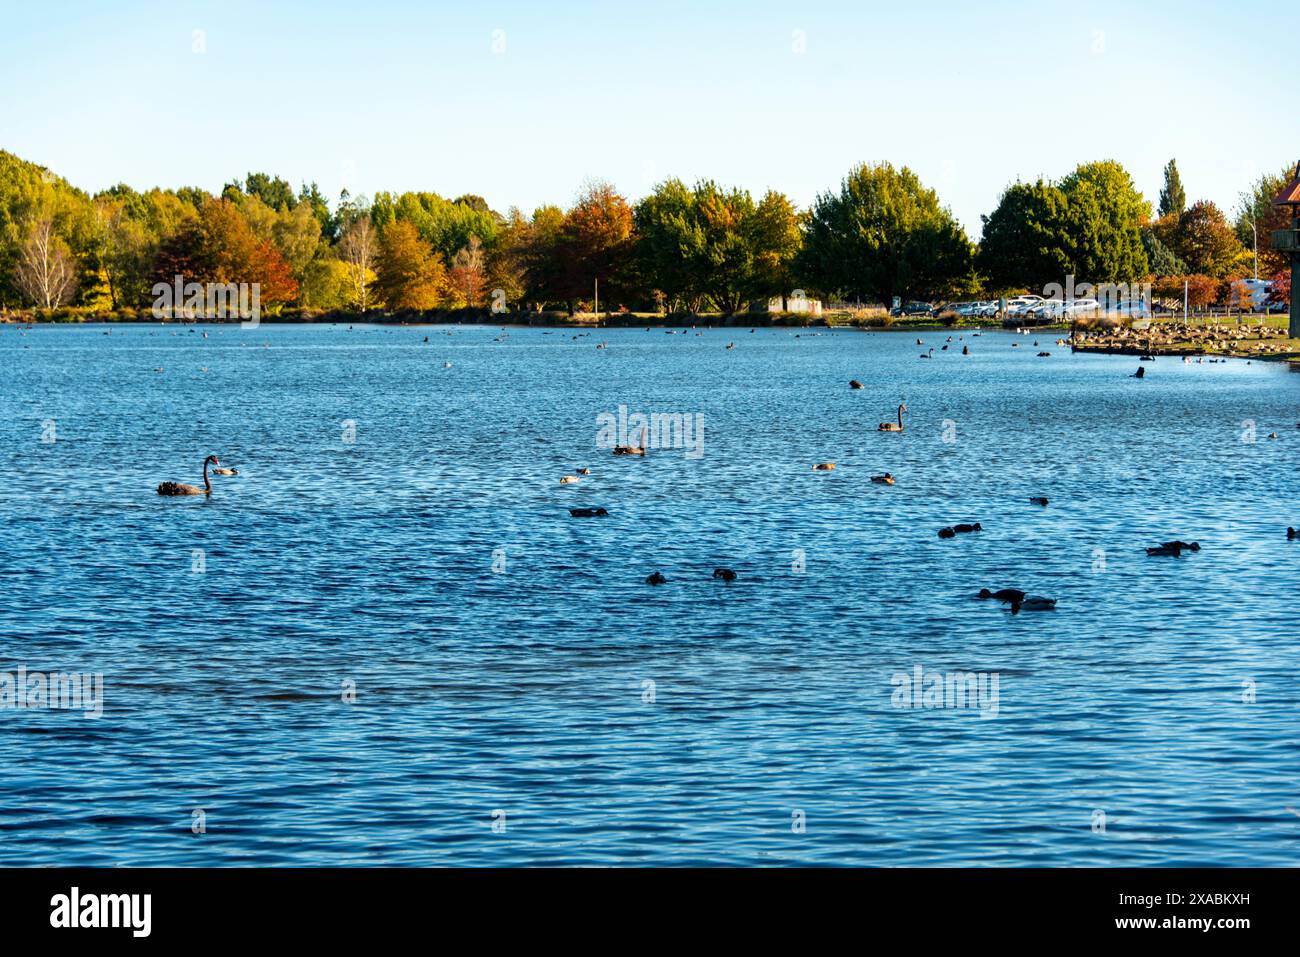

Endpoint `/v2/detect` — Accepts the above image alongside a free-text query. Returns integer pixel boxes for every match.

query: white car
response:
[1006,295,1045,317]
[1062,298,1101,319]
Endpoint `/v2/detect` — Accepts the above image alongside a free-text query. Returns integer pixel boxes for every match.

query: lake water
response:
[1,321,1298,866]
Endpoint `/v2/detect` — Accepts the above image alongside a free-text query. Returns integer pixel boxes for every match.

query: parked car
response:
[1062,298,1101,319]
[890,300,934,317]
[1025,299,1062,321]
[1006,295,1045,317]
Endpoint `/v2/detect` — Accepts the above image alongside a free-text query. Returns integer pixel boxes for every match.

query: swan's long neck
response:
[202,459,212,493]
[897,406,904,427]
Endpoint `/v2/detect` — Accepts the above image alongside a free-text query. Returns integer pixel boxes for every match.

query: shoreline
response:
[0,309,1018,331]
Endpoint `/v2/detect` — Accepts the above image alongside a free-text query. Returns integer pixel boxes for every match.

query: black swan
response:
[879,403,907,432]
[158,455,219,496]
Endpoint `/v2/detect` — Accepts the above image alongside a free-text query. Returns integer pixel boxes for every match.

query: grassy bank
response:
[1071,315,1300,362]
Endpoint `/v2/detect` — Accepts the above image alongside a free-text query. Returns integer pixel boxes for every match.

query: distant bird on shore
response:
[158,455,219,496]
[879,403,907,432]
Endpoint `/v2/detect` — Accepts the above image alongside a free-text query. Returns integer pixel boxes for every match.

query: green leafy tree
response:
[1058,161,1150,283]
[634,179,803,312]
[1235,162,1297,276]
[271,201,323,287]
[1158,159,1186,218]
[977,180,1073,290]
[1140,225,1186,277]
[799,162,972,303]
[239,172,297,212]
[520,204,566,308]
[484,207,530,310]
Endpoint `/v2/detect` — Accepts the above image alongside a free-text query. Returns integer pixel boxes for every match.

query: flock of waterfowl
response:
[147,322,1298,612]
[1074,321,1296,359]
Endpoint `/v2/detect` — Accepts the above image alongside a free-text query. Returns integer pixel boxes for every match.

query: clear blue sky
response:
[0,0,1293,237]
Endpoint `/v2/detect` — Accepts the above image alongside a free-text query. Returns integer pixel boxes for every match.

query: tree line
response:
[0,149,1292,317]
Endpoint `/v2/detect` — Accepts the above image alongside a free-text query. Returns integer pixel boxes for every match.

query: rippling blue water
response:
[1,321,1298,866]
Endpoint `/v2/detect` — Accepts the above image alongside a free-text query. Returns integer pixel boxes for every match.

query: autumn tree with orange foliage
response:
[373,220,447,311]
[153,197,299,306]
[558,181,634,313]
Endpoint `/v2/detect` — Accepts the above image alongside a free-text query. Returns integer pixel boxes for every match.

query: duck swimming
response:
[1029,496,1048,506]
[870,473,895,485]
[712,568,737,582]
[559,475,580,484]
[849,379,864,389]
[646,571,667,585]
[1289,527,1298,540]
[569,507,608,517]
[812,462,836,471]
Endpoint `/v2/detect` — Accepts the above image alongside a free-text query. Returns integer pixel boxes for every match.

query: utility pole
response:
[1251,211,1258,282]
